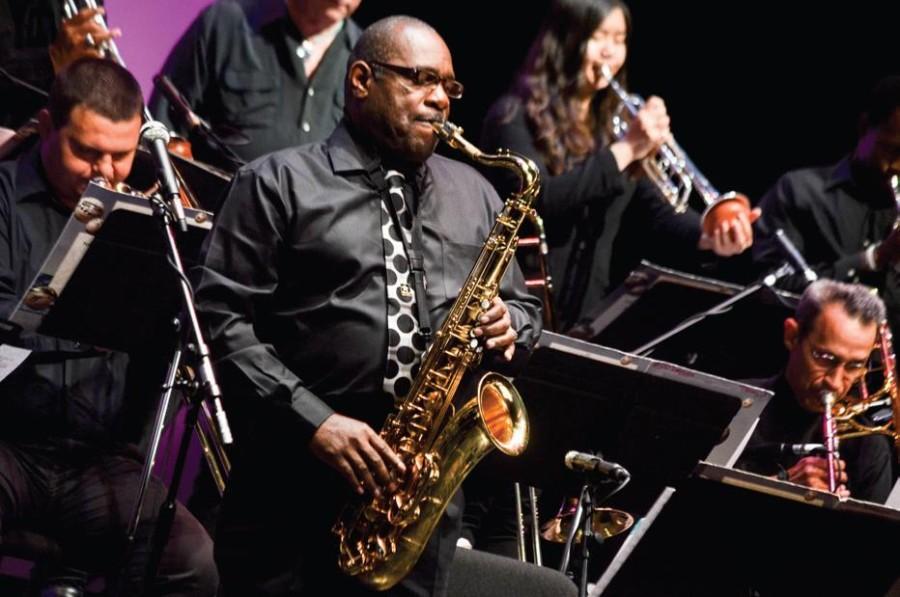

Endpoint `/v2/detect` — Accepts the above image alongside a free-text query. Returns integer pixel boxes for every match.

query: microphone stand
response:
[559,473,631,597]
[117,191,232,594]
[632,262,795,358]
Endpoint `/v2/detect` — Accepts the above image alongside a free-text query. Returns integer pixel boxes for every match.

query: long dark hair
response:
[513,0,632,175]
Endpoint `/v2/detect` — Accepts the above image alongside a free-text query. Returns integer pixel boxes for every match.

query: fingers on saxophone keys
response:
[348,451,380,497]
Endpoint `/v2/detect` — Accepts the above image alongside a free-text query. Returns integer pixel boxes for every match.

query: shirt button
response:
[302,121,311,133]
[307,88,315,97]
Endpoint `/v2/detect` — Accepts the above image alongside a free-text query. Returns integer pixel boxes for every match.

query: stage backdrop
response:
[105,0,212,101]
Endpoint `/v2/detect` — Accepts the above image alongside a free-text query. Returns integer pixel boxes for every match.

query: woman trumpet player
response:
[480,0,759,332]
[461,0,760,563]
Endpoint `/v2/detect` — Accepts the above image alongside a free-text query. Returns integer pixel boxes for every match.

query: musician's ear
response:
[784,317,800,351]
[37,109,54,140]
[348,60,374,99]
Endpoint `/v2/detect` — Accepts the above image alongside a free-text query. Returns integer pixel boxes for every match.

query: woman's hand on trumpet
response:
[610,96,671,171]
[49,7,121,73]
[697,206,762,256]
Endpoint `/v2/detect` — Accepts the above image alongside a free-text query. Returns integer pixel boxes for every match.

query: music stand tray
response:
[9,182,212,353]
[574,261,799,380]
[496,332,772,508]
[594,462,900,596]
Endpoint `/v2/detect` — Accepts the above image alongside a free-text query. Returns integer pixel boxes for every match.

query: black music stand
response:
[592,462,900,596]
[10,182,211,353]
[487,332,772,514]
[572,262,798,381]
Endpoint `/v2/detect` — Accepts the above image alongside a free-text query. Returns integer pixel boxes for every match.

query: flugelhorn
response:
[600,65,754,236]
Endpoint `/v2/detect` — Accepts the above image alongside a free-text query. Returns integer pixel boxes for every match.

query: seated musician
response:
[737,279,895,503]
[0,57,217,595]
[753,76,900,338]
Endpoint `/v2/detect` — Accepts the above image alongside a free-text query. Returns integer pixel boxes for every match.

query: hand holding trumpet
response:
[50,6,121,73]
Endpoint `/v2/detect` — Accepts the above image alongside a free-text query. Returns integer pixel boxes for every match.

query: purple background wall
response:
[105,0,212,100]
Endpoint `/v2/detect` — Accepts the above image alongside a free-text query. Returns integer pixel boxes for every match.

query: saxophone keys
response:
[480,299,491,310]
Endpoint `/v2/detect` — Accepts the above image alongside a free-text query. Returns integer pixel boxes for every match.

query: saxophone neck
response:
[431,121,541,200]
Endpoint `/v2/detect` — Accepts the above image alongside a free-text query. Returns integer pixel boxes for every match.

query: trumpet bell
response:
[700,192,753,237]
[540,507,634,543]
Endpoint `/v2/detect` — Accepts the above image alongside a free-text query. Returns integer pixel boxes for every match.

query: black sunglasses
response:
[368,60,464,99]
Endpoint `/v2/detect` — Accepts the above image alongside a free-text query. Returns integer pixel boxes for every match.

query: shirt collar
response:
[326,121,430,193]
[823,155,854,193]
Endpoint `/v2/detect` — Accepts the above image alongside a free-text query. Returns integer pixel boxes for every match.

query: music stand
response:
[489,332,772,512]
[10,182,211,353]
[8,181,226,589]
[573,262,798,381]
[592,462,900,596]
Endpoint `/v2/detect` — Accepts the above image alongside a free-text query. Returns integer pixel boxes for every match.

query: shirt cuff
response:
[292,386,336,435]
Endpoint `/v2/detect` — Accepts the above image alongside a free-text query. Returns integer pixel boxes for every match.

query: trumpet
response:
[600,65,753,236]
[61,0,126,67]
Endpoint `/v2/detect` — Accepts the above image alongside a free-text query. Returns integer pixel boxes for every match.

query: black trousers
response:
[0,440,218,596]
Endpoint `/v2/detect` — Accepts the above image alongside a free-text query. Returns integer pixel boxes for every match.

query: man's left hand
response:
[698,207,761,256]
[473,296,517,362]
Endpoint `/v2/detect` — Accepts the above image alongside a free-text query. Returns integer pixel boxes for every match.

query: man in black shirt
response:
[150,0,362,166]
[737,279,894,503]
[195,15,542,597]
[0,58,217,595]
[754,76,900,336]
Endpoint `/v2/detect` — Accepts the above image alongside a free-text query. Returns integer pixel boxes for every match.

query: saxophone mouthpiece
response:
[430,120,458,141]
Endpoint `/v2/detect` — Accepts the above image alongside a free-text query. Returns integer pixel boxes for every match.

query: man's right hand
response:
[786,455,850,498]
[50,7,121,73]
[309,413,406,496]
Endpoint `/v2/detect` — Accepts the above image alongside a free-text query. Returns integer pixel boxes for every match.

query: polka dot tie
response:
[382,170,425,401]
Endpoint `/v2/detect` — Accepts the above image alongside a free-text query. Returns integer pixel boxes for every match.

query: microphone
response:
[743,442,826,459]
[140,120,188,232]
[774,228,817,284]
[564,450,630,482]
[153,75,210,134]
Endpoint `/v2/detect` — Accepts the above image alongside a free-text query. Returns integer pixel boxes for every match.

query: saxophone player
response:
[194,16,542,596]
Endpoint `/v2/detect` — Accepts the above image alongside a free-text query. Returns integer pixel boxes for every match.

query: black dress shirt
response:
[0,147,158,446]
[150,0,361,164]
[736,373,893,504]
[194,121,543,445]
[753,156,900,334]
[480,95,703,330]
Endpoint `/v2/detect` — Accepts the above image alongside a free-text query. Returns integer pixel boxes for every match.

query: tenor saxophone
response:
[332,121,540,590]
